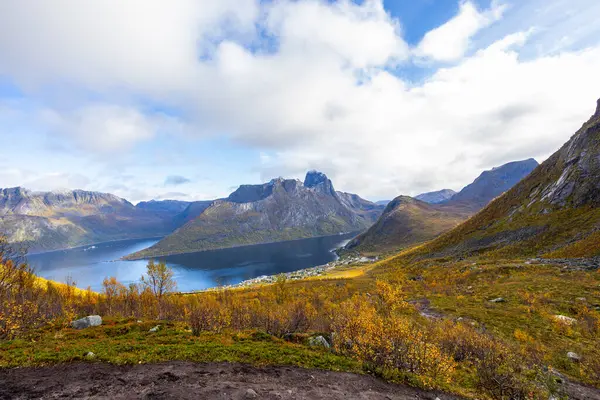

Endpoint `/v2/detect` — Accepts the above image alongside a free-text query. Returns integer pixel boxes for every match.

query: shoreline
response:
[180,253,378,294]
[123,231,361,261]
[27,236,165,256]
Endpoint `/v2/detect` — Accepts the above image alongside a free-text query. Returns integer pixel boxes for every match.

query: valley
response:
[2,2,600,399]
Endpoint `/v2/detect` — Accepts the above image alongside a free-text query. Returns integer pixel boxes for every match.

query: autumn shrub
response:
[188,294,231,334]
[582,351,600,384]
[332,294,456,387]
[573,303,600,337]
[473,338,546,399]
[436,320,494,362]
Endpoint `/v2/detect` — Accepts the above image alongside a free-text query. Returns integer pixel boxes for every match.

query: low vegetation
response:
[2,232,599,399]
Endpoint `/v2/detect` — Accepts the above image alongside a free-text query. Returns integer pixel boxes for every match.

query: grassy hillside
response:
[346,196,468,255]
[346,160,538,256]
[3,104,600,399]
[2,254,599,398]
[400,104,600,261]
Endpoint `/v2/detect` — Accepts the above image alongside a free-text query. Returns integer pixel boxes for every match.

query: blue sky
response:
[0,0,599,203]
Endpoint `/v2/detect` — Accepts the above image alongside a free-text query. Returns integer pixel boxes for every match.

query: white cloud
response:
[0,0,600,202]
[266,0,409,69]
[415,1,507,62]
[0,0,258,93]
[42,105,158,152]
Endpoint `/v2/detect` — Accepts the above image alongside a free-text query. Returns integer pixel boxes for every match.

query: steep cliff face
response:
[0,188,179,252]
[126,172,384,258]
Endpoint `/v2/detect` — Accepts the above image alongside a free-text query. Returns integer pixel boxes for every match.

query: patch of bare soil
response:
[0,362,463,400]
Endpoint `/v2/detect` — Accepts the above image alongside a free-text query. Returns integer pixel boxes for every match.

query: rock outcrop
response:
[71,315,102,329]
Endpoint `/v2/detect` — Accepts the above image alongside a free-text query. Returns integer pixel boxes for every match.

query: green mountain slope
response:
[126,171,384,258]
[345,196,467,254]
[346,159,538,254]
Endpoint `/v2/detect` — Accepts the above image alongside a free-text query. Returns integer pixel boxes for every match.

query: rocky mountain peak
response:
[304,171,335,195]
[304,171,328,186]
[595,98,600,119]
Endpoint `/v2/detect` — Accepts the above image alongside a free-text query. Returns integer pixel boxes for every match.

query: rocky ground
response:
[0,362,462,400]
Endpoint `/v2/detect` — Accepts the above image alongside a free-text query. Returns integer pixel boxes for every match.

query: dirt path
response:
[0,361,463,400]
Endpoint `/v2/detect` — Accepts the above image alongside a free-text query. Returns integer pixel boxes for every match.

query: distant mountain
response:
[126,171,385,259]
[415,189,456,204]
[346,159,538,254]
[345,196,466,254]
[447,158,539,210]
[171,200,216,226]
[376,200,391,206]
[413,98,600,259]
[0,188,183,252]
[136,200,191,214]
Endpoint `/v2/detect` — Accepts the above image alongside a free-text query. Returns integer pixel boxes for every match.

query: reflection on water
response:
[27,233,358,292]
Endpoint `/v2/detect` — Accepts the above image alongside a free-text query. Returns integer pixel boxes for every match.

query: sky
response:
[1,0,599,203]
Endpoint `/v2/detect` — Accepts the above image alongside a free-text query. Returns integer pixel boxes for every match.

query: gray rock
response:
[71,315,102,330]
[245,388,258,399]
[489,297,506,303]
[149,325,160,332]
[567,351,581,362]
[85,352,96,359]
[308,335,330,348]
[554,315,577,325]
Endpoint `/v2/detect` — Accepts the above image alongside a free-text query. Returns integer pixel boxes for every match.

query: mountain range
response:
[0,155,550,259]
[0,188,181,252]
[125,171,385,259]
[345,158,539,254]
[405,99,600,260]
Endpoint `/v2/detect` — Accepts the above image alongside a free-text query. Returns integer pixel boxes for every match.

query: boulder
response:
[244,388,258,399]
[308,335,330,349]
[567,351,581,362]
[85,352,96,359]
[149,325,160,332]
[553,315,577,325]
[489,297,506,303]
[71,315,102,330]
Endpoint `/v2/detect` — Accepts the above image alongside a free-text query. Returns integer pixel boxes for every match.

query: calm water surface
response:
[27,233,358,292]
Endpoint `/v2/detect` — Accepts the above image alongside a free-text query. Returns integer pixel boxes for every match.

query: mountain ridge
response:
[402,98,600,260]
[125,171,385,259]
[346,158,539,254]
[0,188,184,252]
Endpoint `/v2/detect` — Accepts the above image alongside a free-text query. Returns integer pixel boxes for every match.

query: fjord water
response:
[27,233,358,292]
